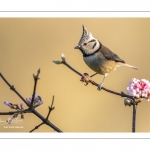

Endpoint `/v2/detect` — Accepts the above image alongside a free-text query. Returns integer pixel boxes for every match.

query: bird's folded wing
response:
[100,46,125,63]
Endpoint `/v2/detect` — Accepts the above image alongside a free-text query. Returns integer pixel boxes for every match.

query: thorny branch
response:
[0,71,62,133]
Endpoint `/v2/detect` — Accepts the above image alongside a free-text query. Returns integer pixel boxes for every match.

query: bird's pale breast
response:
[83,53,117,75]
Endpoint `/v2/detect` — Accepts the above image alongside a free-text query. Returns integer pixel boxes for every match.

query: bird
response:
[74,25,138,90]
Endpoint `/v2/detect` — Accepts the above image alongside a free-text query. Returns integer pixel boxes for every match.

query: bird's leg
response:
[90,73,97,77]
[97,73,108,90]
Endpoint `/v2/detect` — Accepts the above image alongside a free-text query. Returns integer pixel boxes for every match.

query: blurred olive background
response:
[0,18,150,132]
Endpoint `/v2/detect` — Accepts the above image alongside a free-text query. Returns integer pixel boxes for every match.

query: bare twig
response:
[59,58,137,132]
[30,122,44,133]
[32,109,62,132]
[132,101,137,132]
[62,60,82,76]
[46,95,55,120]
[0,108,31,115]
[0,71,62,132]
[30,96,56,133]
[62,59,135,100]
[0,72,29,106]
[31,68,40,106]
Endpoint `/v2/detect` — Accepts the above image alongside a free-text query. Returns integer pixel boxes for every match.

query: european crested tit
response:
[74,25,137,90]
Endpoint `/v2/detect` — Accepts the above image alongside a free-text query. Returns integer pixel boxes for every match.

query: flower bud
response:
[124,98,132,106]
[61,53,65,61]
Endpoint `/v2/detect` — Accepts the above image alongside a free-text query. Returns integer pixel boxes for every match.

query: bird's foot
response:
[80,73,92,86]
[97,83,103,91]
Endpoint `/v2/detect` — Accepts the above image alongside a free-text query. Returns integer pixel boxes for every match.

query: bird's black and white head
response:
[74,25,101,55]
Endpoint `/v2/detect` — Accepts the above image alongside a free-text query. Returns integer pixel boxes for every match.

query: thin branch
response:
[32,109,62,132]
[0,108,32,115]
[30,97,57,132]
[132,101,137,132]
[46,95,55,120]
[62,61,82,76]
[62,60,135,101]
[60,58,138,132]
[0,72,29,106]
[30,122,44,133]
[31,68,40,106]
[0,71,62,132]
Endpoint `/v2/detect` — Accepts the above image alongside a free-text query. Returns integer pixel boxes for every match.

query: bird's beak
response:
[74,45,80,49]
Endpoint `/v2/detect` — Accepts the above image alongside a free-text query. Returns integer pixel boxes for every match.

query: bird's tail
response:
[117,63,138,70]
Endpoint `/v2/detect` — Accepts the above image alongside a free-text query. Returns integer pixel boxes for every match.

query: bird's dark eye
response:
[83,43,87,45]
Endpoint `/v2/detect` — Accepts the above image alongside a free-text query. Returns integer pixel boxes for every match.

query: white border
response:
[0,12,150,18]
[0,0,149,12]
[0,133,150,138]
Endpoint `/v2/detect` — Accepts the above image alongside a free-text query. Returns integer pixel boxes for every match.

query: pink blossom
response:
[20,102,23,109]
[25,97,32,103]
[4,101,11,106]
[4,101,14,109]
[127,78,150,102]
[7,116,14,124]
[7,114,18,124]
[25,94,44,107]
[4,101,25,124]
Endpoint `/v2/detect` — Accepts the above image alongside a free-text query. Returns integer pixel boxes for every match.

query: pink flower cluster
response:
[127,78,150,101]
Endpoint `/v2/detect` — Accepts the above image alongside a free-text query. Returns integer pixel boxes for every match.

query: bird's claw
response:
[80,73,92,86]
